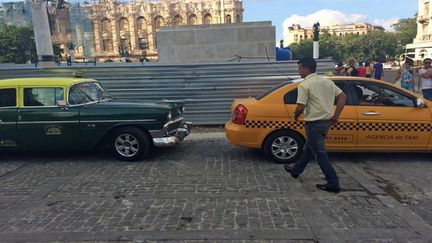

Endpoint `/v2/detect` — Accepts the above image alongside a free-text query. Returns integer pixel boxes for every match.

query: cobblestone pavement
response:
[0,132,431,243]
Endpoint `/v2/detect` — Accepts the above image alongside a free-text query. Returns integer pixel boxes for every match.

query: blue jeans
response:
[422,89,432,101]
[291,120,339,187]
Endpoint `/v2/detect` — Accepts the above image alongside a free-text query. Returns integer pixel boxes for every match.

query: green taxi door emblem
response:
[44,124,62,135]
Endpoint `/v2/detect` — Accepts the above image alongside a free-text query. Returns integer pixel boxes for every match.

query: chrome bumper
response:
[152,121,192,147]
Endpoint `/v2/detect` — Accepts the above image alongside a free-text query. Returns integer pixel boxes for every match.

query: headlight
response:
[167,111,172,120]
[182,106,186,113]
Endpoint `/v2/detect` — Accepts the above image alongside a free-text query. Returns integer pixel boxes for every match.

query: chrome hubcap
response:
[115,134,139,157]
[271,136,298,160]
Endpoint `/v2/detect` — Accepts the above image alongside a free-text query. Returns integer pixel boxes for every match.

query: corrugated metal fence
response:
[0,60,334,124]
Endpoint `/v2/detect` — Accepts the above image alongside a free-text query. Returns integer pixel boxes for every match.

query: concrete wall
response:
[157,22,276,64]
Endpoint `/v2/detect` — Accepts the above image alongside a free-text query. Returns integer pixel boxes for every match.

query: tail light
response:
[232,104,248,124]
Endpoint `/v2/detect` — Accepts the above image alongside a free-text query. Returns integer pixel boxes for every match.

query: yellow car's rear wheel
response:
[263,130,305,164]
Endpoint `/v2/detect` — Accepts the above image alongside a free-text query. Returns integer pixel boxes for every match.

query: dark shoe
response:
[284,164,299,179]
[316,183,340,193]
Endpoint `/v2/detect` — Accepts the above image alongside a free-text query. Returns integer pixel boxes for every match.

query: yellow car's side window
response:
[23,88,64,107]
[353,82,415,107]
[0,88,17,108]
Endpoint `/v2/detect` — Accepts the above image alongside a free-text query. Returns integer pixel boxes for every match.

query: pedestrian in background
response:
[418,58,432,101]
[365,61,373,78]
[373,59,384,80]
[396,58,415,92]
[357,62,366,77]
[335,62,346,76]
[284,57,346,193]
[346,58,358,76]
[66,56,72,66]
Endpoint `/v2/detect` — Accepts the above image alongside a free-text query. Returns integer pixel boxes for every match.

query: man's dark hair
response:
[423,58,431,63]
[297,57,317,73]
[405,58,414,65]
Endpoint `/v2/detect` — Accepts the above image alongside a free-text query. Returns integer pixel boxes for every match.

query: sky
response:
[0,0,418,42]
[243,0,418,43]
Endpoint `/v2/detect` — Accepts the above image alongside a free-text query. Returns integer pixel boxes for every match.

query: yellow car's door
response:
[326,80,358,149]
[353,81,432,150]
[283,80,358,149]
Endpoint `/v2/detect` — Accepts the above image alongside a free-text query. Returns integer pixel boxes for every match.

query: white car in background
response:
[383,62,392,70]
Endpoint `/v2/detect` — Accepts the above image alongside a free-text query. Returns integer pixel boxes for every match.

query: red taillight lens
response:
[232,104,248,124]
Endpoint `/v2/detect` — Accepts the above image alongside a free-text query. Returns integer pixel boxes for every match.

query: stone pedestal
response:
[31,1,54,63]
[157,22,276,64]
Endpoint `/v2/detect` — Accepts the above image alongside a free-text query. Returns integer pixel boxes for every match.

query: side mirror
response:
[416,98,425,108]
[57,100,67,107]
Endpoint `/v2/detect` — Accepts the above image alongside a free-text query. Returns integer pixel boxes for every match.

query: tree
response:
[392,17,417,55]
[0,25,36,64]
[289,29,398,63]
[289,39,314,60]
[0,24,64,63]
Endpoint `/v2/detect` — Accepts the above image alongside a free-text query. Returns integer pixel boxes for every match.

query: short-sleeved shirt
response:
[297,73,342,121]
[373,63,383,75]
[357,67,366,77]
[418,67,432,89]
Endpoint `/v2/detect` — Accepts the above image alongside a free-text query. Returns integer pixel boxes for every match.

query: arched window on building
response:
[83,18,92,33]
[119,17,129,32]
[102,39,113,51]
[137,16,147,31]
[188,14,197,25]
[101,18,111,33]
[154,15,164,31]
[203,13,212,24]
[236,14,241,23]
[225,14,232,23]
[173,14,182,26]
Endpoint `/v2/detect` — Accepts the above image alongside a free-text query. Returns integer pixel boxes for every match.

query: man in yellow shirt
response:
[284,57,346,193]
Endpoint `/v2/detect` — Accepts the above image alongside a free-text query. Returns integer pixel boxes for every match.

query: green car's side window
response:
[23,88,64,107]
[0,88,17,107]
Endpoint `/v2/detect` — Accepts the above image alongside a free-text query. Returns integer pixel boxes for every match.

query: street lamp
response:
[24,50,31,64]
[118,42,129,62]
[139,40,148,63]
[313,22,320,59]
[67,42,75,66]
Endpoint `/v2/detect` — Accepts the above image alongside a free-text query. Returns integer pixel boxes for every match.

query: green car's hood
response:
[93,99,184,109]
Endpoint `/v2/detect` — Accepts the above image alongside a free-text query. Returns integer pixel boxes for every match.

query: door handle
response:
[362,111,381,116]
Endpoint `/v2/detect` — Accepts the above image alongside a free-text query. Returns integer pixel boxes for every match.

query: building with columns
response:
[284,22,380,46]
[73,0,243,62]
[406,0,432,61]
[1,0,243,62]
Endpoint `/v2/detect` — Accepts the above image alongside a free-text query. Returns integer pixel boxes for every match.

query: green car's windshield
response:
[68,82,112,105]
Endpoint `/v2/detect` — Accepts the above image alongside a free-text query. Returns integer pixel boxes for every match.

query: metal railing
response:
[0,60,334,124]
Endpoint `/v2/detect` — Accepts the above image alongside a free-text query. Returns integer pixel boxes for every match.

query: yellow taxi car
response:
[225,76,431,163]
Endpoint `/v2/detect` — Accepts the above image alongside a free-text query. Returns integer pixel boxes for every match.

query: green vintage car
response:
[0,76,191,161]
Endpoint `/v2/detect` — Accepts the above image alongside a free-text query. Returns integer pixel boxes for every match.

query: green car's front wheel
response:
[110,127,151,161]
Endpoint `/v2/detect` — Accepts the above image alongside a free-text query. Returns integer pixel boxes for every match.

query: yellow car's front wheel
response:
[263,130,305,164]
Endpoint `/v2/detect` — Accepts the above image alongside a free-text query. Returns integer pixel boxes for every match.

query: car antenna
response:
[264,45,291,81]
